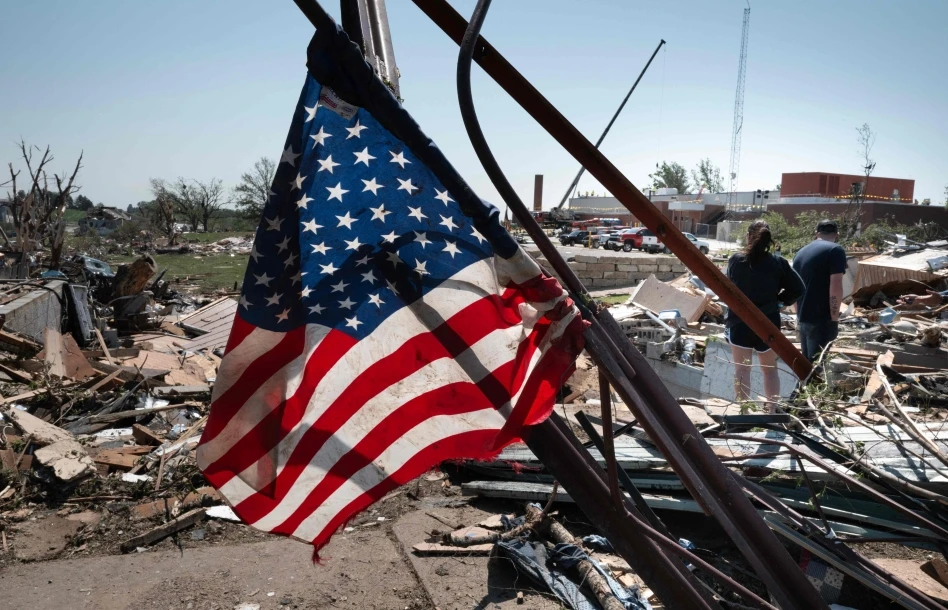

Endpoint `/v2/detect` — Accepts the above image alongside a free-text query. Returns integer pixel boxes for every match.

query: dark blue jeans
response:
[798,321,839,362]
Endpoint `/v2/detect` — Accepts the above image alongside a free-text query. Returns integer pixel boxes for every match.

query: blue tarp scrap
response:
[496,539,651,610]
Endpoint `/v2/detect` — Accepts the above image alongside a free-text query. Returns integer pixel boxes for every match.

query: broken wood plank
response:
[120,507,206,552]
[43,328,65,377]
[132,424,164,446]
[89,450,141,471]
[81,348,140,360]
[93,327,115,365]
[82,402,188,425]
[412,541,494,555]
[130,487,221,520]
[0,361,32,384]
[0,329,42,353]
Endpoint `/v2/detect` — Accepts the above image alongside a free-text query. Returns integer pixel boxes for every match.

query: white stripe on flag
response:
[293,409,504,541]
[244,324,525,528]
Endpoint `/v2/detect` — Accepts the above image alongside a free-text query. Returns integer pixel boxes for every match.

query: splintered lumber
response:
[525,504,626,610]
[0,361,32,384]
[112,255,156,298]
[631,274,709,323]
[93,327,115,364]
[132,423,163,446]
[412,541,493,555]
[43,328,66,377]
[120,507,206,552]
[861,351,894,402]
[0,329,42,354]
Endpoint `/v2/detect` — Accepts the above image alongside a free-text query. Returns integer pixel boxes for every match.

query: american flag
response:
[196,23,585,550]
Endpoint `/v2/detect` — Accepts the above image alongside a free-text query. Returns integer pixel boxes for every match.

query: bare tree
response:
[233,157,275,220]
[148,178,179,245]
[1,140,83,271]
[190,178,226,232]
[842,123,876,238]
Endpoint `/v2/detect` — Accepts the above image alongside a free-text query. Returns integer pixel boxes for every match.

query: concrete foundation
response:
[0,281,65,342]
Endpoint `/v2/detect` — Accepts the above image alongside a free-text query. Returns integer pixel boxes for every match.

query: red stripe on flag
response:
[231,295,526,522]
[267,382,501,535]
[202,328,357,486]
[309,429,503,550]
[200,325,308,444]
[224,313,258,355]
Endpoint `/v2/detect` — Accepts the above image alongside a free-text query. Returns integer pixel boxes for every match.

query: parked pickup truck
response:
[683,232,710,254]
[608,227,665,253]
[559,229,589,246]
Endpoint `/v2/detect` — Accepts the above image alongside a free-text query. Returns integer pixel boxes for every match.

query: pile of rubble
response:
[443,242,948,608]
[0,255,241,562]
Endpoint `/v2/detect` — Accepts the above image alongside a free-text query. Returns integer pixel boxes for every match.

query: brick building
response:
[781,172,915,203]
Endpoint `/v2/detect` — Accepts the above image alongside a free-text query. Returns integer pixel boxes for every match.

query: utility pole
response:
[340,0,400,98]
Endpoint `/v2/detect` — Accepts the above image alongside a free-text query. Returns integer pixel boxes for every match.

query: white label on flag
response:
[318,88,359,120]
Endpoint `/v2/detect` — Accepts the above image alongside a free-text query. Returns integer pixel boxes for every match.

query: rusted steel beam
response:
[411,0,811,381]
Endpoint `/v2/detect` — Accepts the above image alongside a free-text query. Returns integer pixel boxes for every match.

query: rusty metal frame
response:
[411,0,812,380]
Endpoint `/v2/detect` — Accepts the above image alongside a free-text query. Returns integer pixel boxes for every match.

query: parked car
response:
[559,229,589,246]
[607,228,643,252]
[683,232,710,254]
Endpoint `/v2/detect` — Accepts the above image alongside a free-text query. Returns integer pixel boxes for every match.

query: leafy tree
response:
[73,194,94,210]
[127,204,134,214]
[690,159,724,192]
[775,183,781,191]
[233,157,276,220]
[649,161,690,193]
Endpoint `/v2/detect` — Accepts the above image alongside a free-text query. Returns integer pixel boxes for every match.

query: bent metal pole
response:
[411,0,812,381]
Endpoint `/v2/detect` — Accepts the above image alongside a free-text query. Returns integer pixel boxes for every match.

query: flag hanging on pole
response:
[196,17,585,551]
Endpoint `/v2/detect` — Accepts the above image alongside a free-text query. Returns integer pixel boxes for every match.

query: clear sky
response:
[2,0,946,211]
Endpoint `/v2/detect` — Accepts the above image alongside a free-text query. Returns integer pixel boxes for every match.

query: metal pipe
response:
[555,39,666,209]
[411,0,812,380]
[575,410,671,536]
[598,374,622,509]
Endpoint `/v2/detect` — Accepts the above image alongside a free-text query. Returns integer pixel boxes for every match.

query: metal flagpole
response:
[554,39,666,210]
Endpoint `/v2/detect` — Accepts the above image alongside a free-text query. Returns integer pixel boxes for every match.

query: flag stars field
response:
[235,75,498,340]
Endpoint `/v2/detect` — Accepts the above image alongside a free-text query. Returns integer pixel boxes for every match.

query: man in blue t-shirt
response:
[791,220,848,362]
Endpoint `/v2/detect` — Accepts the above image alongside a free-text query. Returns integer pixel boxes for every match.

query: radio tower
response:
[727,3,750,211]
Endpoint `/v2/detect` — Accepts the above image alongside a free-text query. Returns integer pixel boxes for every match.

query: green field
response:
[106,251,250,292]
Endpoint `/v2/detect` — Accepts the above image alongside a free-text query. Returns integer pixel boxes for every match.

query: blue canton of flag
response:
[242,75,491,336]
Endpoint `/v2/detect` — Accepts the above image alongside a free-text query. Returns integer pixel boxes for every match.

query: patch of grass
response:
[63,209,86,222]
[107,252,249,293]
[178,231,253,244]
[599,294,630,306]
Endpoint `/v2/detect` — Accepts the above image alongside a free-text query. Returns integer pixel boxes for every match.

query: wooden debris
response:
[132,423,164,446]
[43,327,65,377]
[120,507,206,552]
[412,541,494,555]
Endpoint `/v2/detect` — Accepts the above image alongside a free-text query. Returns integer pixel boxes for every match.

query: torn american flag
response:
[196,21,585,550]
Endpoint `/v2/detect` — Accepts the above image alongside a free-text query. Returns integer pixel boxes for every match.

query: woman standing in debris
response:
[725,220,805,407]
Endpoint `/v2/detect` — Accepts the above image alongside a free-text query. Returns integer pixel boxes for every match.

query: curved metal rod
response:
[454,4,773,609]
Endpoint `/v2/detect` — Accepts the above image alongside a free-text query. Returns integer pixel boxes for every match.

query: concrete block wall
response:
[530,252,689,288]
[0,280,65,343]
